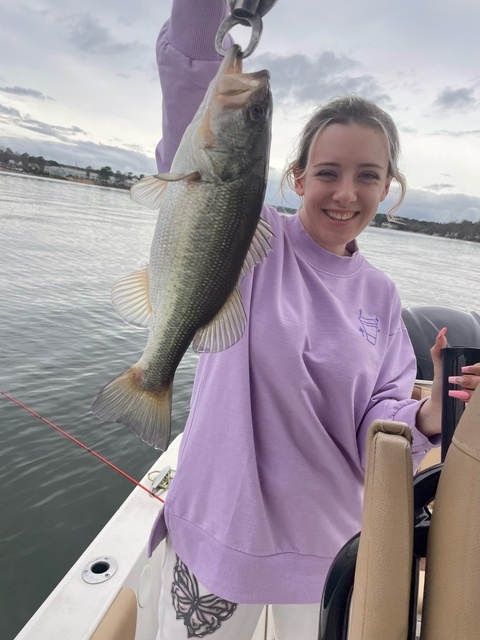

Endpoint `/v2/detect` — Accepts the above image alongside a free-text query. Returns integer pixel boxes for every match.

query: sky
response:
[1,0,480,222]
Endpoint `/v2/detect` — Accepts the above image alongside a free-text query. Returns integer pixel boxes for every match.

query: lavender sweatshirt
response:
[148,0,437,604]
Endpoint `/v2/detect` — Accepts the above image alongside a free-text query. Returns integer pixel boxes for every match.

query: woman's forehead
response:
[309,123,390,167]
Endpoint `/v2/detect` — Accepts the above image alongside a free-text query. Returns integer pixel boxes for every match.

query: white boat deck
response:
[14,434,272,640]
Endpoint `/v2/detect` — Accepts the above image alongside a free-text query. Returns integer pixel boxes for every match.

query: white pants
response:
[156,538,321,640]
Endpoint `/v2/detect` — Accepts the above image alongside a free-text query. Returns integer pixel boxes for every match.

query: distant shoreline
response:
[0,167,131,191]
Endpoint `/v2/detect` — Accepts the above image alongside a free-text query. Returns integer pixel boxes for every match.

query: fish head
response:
[191,45,272,181]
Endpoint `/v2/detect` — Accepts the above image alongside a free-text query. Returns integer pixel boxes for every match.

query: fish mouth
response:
[196,45,271,148]
[214,45,270,108]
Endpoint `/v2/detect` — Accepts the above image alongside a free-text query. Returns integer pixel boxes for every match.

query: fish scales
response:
[142,178,263,383]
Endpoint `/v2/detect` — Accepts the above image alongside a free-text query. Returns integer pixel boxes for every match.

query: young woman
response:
[148,1,480,638]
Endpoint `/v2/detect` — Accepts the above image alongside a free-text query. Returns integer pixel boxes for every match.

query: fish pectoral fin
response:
[111,265,152,328]
[130,172,201,209]
[241,216,275,277]
[192,285,247,353]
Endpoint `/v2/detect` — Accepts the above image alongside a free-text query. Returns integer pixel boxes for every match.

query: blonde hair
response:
[282,95,406,219]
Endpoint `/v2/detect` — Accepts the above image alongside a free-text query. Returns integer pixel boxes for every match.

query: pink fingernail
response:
[461,366,472,373]
[448,390,470,402]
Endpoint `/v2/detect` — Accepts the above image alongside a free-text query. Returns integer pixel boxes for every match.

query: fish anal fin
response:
[111,265,152,328]
[241,216,275,277]
[193,286,247,353]
[92,364,173,450]
[130,172,201,209]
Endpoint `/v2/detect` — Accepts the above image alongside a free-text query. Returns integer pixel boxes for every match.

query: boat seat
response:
[420,385,480,639]
[91,587,137,640]
[349,420,414,640]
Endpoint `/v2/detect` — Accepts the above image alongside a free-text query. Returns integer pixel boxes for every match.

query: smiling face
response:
[294,123,391,256]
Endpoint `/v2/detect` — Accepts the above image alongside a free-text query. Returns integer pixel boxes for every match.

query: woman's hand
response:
[448,363,480,403]
[416,327,448,438]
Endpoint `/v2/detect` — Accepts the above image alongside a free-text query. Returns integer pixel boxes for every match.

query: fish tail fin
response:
[92,365,173,450]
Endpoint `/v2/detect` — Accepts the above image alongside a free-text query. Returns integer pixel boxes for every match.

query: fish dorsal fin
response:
[130,172,200,209]
[111,265,152,328]
[192,285,247,353]
[241,216,275,277]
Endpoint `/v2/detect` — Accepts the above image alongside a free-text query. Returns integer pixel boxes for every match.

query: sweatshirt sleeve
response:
[155,0,233,172]
[357,317,441,472]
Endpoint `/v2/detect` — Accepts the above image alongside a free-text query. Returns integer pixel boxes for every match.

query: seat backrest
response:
[349,420,414,640]
[420,385,480,640]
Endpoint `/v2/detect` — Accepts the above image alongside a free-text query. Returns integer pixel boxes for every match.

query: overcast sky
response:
[1,0,480,222]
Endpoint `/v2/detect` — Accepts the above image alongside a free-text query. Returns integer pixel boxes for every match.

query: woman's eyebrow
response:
[312,162,385,169]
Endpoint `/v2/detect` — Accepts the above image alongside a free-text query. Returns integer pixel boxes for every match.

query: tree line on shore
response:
[0,147,144,187]
[371,213,480,243]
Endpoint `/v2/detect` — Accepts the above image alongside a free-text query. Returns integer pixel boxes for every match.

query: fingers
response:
[431,327,448,378]
[448,362,480,403]
[461,363,480,377]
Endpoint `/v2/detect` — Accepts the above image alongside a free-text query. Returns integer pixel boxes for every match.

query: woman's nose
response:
[333,178,356,206]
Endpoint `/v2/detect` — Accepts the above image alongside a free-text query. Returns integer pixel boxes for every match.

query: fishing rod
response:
[1,391,165,503]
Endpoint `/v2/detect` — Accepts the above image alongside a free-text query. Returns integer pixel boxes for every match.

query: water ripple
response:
[1,172,479,639]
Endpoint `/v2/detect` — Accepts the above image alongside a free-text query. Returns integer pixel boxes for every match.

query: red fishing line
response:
[1,391,164,503]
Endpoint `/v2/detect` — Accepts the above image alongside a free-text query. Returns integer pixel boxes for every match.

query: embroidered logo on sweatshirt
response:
[358,310,380,345]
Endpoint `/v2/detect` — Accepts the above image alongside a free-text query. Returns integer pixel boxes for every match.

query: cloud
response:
[0,104,21,117]
[249,51,392,108]
[383,188,480,223]
[66,13,145,57]
[0,86,52,100]
[21,121,87,141]
[0,103,87,142]
[430,129,480,137]
[434,85,478,111]
[424,183,455,192]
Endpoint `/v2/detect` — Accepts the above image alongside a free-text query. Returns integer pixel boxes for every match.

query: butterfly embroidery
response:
[171,556,237,637]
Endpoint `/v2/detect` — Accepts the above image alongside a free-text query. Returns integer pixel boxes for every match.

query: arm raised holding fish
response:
[92,0,479,636]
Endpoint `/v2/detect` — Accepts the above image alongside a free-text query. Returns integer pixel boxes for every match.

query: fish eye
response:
[247,104,265,122]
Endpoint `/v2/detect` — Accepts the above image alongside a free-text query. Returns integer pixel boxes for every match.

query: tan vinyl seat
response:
[91,587,137,640]
[349,420,414,640]
[420,385,480,640]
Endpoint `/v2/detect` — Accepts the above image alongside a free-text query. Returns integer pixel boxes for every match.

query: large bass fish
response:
[92,45,273,449]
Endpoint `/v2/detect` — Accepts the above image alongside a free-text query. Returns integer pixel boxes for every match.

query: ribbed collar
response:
[285,212,364,276]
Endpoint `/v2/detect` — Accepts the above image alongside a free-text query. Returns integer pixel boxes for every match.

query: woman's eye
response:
[360,172,379,180]
[316,170,336,179]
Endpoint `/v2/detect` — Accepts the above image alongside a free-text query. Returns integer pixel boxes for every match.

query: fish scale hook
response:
[215,0,278,59]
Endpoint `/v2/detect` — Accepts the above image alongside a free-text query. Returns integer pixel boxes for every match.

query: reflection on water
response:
[0,172,479,639]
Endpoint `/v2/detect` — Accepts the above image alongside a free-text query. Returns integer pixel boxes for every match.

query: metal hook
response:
[215,13,263,59]
[230,0,262,22]
[229,0,278,21]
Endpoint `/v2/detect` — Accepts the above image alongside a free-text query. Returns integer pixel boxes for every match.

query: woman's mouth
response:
[324,209,358,221]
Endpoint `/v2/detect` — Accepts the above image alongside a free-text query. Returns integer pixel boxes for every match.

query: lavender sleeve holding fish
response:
[155,0,232,173]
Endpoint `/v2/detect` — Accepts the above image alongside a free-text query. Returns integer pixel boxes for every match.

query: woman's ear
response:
[293,167,305,196]
[380,177,392,202]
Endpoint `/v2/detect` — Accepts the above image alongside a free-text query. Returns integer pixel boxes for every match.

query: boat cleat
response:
[148,466,176,496]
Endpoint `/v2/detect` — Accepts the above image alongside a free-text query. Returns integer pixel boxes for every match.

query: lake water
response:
[1,172,479,639]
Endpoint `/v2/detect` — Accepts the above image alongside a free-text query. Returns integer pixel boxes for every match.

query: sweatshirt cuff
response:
[168,0,230,61]
[393,398,442,451]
